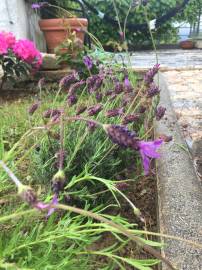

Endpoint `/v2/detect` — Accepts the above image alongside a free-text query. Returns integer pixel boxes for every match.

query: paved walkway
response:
[163,70,202,143]
[116,49,202,69]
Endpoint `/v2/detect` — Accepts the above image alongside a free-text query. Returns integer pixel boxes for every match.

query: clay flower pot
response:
[179,39,194,50]
[39,18,88,53]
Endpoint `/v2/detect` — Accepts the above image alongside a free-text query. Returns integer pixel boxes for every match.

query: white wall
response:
[0,0,46,51]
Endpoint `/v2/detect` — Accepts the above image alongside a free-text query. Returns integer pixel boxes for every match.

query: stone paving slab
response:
[162,70,202,144]
[161,70,202,179]
[116,49,202,69]
[154,73,202,270]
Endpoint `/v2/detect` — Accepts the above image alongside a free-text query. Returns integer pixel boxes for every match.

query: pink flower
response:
[138,139,163,175]
[2,31,16,48]
[0,33,8,54]
[13,39,42,69]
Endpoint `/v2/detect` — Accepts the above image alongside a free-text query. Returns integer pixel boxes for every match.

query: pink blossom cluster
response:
[0,31,16,54]
[13,39,42,69]
[0,31,42,69]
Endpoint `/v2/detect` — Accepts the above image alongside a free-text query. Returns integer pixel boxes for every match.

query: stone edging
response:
[154,73,202,270]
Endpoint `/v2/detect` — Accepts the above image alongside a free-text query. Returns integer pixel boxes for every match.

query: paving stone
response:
[116,49,202,69]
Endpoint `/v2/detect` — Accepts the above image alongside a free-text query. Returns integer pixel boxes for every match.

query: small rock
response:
[41,53,60,70]
[192,138,202,158]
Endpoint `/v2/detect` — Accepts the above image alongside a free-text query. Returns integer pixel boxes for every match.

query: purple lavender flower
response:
[87,104,103,116]
[38,77,45,89]
[47,194,58,216]
[137,139,163,175]
[109,93,117,101]
[104,124,139,149]
[114,82,124,94]
[87,121,98,132]
[147,83,160,98]
[76,105,87,115]
[31,2,49,9]
[69,80,85,95]
[28,102,40,115]
[144,64,160,85]
[86,75,103,93]
[105,108,124,118]
[124,76,133,92]
[43,109,61,119]
[122,114,140,125]
[59,72,78,88]
[116,182,130,190]
[95,92,103,102]
[67,94,77,106]
[83,55,93,70]
[18,185,38,205]
[139,106,146,113]
[122,94,133,107]
[51,114,61,123]
[156,106,166,121]
[105,90,114,96]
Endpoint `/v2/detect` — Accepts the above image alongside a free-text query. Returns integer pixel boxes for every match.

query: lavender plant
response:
[0,2,178,269]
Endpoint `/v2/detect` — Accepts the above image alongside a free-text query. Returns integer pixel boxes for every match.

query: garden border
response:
[154,72,202,270]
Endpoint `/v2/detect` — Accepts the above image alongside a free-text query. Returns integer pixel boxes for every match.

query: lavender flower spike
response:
[83,55,93,70]
[59,72,78,88]
[67,94,77,106]
[103,124,139,149]
[28,102,40,115]
[156,106,166,121]
[31,2,49,9]
[105,108,124,118]
[147,83,160,98]
[87,104,103,116]
[124,76,133,92]
[138,139,163,175]
[144,64,160,85]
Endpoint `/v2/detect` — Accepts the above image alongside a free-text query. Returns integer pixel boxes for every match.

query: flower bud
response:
[105,108,124,118]
[114,82,124,94]
[51,170,66,195]
[76,105,87,115]
[43,109,61,118]
[95,92,103,102]
[18,184,37,205]
[28,102,40,115]
[122,114,140,125]
[87,121,98,132]
[59,72,78,88]
[67,94,77,106]
[155,106,166,121]
[69,80,85,95]
[87,104,103,116]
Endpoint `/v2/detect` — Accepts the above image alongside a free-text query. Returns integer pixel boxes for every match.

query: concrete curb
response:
[154,73,202,270]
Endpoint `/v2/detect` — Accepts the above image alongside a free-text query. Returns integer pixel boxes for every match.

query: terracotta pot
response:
[39,18,88,53]
[179,40,194,50]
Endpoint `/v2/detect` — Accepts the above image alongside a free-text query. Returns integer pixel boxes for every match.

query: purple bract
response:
[83,55,93,70]
[138,139,163,175]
